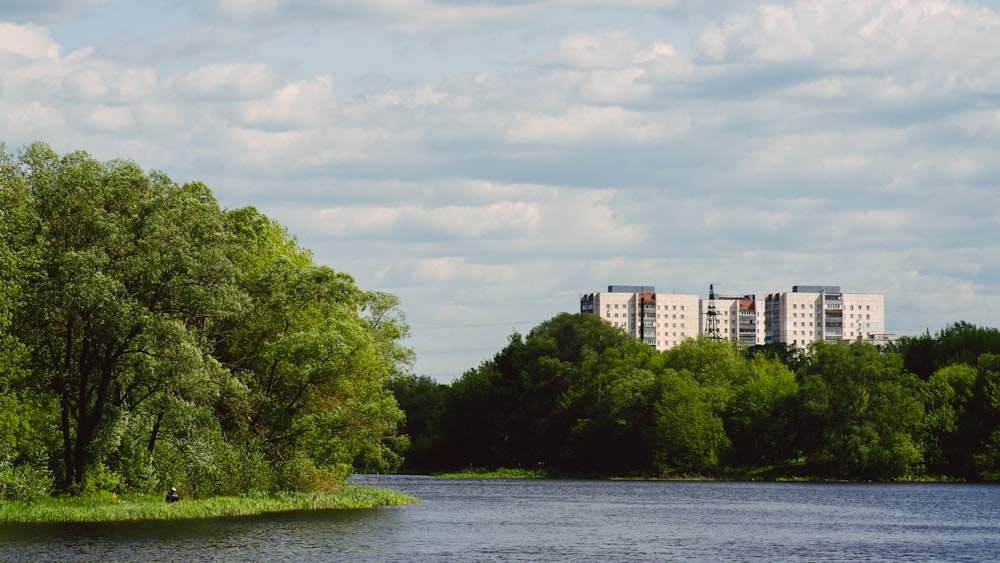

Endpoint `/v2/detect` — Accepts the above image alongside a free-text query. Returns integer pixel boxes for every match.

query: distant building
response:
[580,286,699,350]
[700,285,763,347]
[582,283,890,351]
[764,285,888,349]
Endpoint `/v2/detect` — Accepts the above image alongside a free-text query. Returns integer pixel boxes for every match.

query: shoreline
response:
[0,484,418,524]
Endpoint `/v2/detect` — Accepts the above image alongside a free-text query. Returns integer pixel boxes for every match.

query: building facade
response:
[579,286,699,350]
[763,285,887,349]
[582,283,888,350]
[700,285,763,347]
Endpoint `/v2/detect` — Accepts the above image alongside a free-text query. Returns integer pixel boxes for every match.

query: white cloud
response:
[173,63,281,98]
[3,1,1000,380]
[234,75,336,129]
[0,22,61,59]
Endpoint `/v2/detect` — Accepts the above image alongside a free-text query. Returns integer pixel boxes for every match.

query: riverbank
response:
[434,467,549,479]
[0,485,417,523]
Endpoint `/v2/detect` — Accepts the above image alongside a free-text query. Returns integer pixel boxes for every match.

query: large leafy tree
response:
[10,143,240,489]
[792,341,923,480]
[917,363,977,476]
[722,354,798,467]
[212,207,407,488]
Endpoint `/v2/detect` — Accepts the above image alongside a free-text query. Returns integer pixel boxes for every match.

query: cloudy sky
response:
[3,0,999,381]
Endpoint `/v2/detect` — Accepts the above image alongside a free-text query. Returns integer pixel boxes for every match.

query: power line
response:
[410,320,545,331]
[418,346,500,355]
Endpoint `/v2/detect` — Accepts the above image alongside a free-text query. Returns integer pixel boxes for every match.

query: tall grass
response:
[435,467,549,479]
[0,485,417,523]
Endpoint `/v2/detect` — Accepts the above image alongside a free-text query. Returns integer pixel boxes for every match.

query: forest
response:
[391,314,1000,483]
[4,142,1000,503]
[0,142,412,500]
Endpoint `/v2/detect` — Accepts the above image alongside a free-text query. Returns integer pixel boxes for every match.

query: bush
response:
[0,456,54,501]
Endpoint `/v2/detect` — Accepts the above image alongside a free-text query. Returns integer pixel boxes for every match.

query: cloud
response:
[0,22,62,59]
[1,0,102,23]
[172,63,282,99]
[2,1,1000,380]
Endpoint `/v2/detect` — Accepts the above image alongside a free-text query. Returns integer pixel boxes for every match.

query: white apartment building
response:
[764,285,887,349]
[580,285,699,350]
[700,285,764,347]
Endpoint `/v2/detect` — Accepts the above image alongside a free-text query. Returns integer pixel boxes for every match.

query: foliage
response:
[397,315,1000,482]
[790,341,923,480]
[893,322,1000,379]
[0,142,411,497]
[388,374,448,471]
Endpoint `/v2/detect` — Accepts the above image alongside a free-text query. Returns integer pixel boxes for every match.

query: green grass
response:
[0,485,417,523]
[434,467,550,479]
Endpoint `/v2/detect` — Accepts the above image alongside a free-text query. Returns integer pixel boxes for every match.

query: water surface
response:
[1,475,997,561]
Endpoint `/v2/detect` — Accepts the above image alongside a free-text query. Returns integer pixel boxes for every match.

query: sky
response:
[2,0,999,382]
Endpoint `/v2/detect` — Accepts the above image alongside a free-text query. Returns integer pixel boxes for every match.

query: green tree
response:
[894,322,1000,380]
[917,363,976,476]
[792,341,923,480]
[12,143,240,490]
[722,354,798,467]
[652,368,729,475]
[387,374,448,471]
[212,208,407,488]
[968,353,1000,480]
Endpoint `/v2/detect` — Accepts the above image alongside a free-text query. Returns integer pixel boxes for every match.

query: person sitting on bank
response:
[166,487,180,503]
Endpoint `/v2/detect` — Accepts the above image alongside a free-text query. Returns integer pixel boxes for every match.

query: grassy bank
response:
[434,467,550,479]
[0,485,417,523]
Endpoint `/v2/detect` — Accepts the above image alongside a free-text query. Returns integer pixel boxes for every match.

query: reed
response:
[0,485,417,523]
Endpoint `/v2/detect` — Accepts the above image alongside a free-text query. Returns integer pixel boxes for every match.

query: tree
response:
[652,368,729,475]
[12,143,240,490]
[211,208,407,488]
[917,363,977,476]
[894,322,1000,379]
[792,341,923,480]
[387,374,448,471]
[722,354,798,467]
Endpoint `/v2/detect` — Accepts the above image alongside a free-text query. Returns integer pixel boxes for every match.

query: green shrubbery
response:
[0,454,54,501]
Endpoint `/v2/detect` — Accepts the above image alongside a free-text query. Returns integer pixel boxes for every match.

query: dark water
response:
[1,475,998,562]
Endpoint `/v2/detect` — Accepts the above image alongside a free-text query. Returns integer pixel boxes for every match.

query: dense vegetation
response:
[4,142,999,504]
[0,142,412,500]
[391,314,1000,482]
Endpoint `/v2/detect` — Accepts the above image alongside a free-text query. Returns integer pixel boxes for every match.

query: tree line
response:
[391,314,1000,482]
[0,142,412,500]
[4,141,998,499]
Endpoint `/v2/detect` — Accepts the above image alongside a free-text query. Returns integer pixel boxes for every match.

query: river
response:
[1,475,998,561]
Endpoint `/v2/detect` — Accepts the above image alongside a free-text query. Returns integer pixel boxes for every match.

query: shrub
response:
[0,456,54,501]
